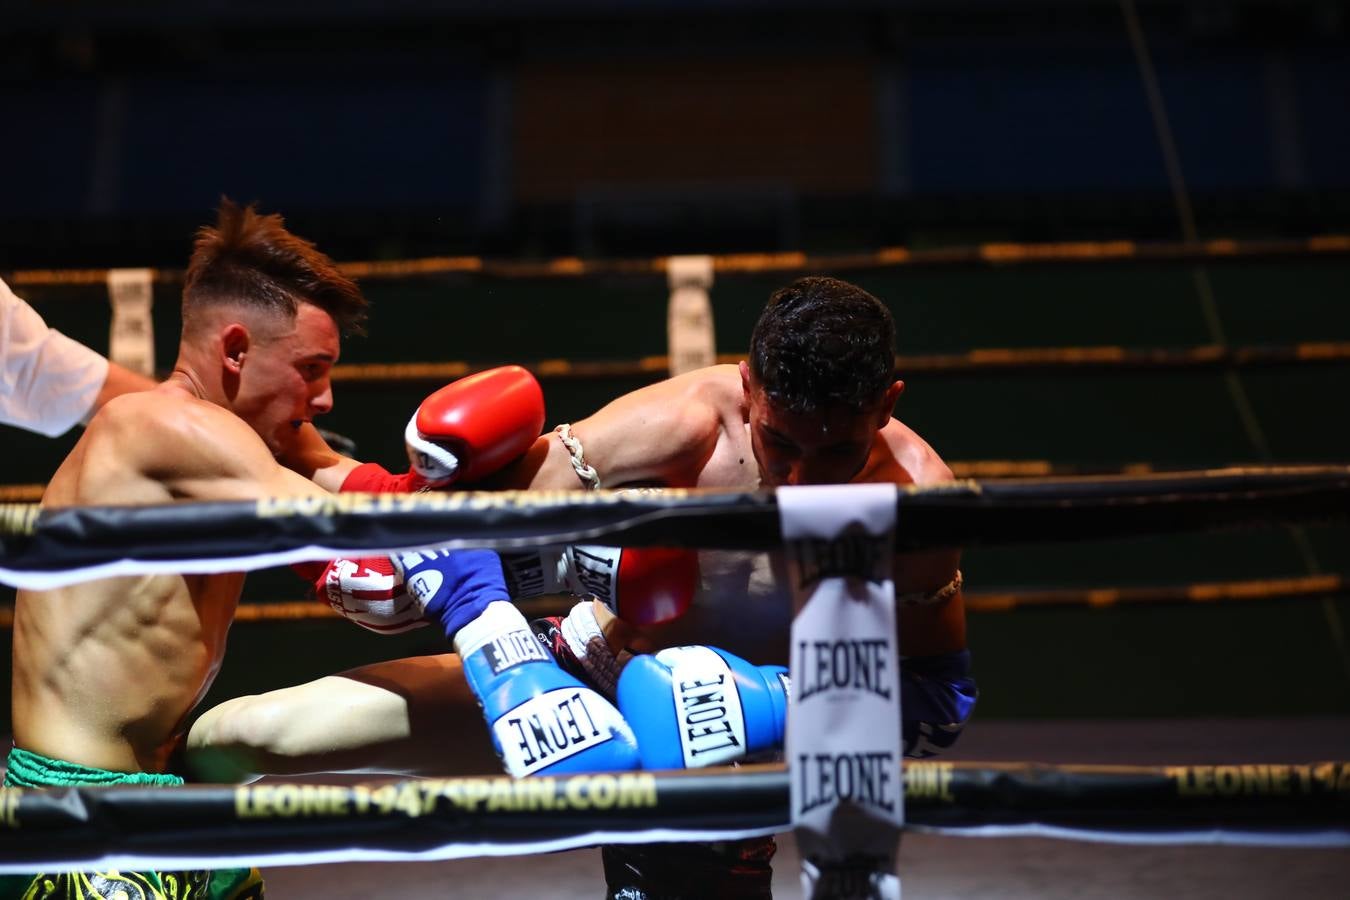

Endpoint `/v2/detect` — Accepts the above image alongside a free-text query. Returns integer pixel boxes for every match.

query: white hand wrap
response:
[559,600,630,701]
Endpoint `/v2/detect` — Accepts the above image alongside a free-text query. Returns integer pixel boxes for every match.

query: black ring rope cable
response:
[0,760,1344,870]
[1,468,1349,584]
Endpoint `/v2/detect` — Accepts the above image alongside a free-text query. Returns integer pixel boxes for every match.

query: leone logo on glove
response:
[480,628,550,674]
[660,646,748,768]
[497,689,612,776]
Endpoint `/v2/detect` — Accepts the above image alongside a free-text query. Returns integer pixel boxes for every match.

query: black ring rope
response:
[1,466,1348,587]
[0,760,1345,873]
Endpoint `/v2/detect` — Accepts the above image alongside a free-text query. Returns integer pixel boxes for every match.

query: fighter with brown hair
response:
[3,200,371,899]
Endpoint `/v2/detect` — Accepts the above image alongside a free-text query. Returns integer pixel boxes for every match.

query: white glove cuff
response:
[560,600,629,701]
[452,600,528,657]
[404,412,460,485]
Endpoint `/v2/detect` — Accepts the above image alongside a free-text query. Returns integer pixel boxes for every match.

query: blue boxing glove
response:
[391,547,513,642]
[617,645,789,770]
[393,548,640,776]
[901,649,978,759]
[452,600,641,776]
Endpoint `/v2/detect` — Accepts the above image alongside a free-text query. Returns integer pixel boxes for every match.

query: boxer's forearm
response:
[278,422,361,490]
[896,548,966,657]
[486,430,585,490]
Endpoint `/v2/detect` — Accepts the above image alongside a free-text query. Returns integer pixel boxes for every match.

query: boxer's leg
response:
[186,653,499,782]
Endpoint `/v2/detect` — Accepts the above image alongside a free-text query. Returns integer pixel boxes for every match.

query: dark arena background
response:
[2,1,1349,896]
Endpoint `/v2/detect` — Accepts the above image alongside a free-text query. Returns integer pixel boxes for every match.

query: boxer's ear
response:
[878,380,904,426]
[221,323,250,373]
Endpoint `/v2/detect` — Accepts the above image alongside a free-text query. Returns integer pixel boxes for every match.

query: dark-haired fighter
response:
[189,276,975,899]
[507,275,974,897]
[3,201,375,899]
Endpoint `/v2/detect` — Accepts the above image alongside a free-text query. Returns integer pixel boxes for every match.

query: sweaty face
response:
[746,383,884,487]
[233,303,339,456]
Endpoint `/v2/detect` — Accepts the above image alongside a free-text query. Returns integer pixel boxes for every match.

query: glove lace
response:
[555,423,601,490]
[560,600,629,700]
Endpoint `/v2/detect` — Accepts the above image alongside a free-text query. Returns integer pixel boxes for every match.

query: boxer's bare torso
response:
[12,380,329,774]
[506,364,965,660]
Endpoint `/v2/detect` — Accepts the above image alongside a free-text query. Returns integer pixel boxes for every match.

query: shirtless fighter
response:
[4,203,633,899]
[188,275,976,898]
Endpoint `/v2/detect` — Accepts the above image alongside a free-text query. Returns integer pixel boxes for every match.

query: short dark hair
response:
[183,199,368,337]
[748,276,896,413]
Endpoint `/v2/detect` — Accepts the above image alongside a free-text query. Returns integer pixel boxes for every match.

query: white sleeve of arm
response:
[0,278,109,437]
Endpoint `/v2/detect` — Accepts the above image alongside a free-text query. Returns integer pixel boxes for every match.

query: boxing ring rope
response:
[2,466,1348,588]
[1,468,1347,873]
[3,573,1343,628]
[0,760,1346,875]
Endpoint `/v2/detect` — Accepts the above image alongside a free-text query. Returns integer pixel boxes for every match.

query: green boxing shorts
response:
[1,746,264,899]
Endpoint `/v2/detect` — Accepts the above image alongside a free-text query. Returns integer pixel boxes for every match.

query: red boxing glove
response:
[571,545,700,626]
[499,544,700,627]
[405,366,545,487]
[315,555,426,633]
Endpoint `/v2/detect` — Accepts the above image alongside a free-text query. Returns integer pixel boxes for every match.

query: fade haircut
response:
[749,276,896,414]
[182,199,367,338]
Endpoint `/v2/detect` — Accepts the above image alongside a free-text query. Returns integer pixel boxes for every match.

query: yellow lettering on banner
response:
[1167,766,1195,795]
[437,779,463,810]
[276,785,301,816]
[235,784,353,818]
[257,486,691,518]
[235,786,252,818]
[1239,765,1270,795]
[588,775,617,809]
[1214,766,1241,796]
[522,777,557,810]
[419,781,442,815]
[371,784,397,814]
[0,788,21,827]
[487,779,516,812]
[394,783,421,817]
[618,774,658,808]
[565,777,589,808]
[904,762,955,803]
[1168,764,1350,798]
[464,780,492,812]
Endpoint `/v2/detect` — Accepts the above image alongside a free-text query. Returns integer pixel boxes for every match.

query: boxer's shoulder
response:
[862,418,953,488]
